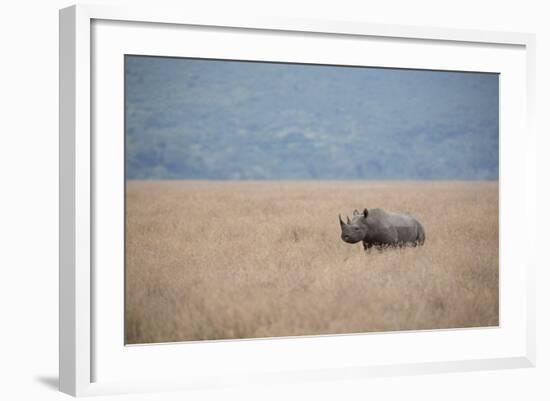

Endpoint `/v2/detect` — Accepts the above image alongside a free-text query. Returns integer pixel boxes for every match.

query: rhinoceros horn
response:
[339,214,345,227]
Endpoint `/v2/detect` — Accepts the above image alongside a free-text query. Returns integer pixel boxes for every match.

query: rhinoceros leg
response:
[363,241,373,252]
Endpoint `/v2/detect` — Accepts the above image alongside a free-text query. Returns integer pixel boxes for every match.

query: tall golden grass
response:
[125,181,498,344]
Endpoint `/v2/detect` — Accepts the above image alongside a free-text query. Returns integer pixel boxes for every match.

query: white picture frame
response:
[59,3,536,397]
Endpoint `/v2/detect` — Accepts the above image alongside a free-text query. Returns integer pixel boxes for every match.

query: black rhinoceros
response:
[339,208,425,250]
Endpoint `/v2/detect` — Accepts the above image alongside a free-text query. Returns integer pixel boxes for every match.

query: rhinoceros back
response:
[367,208,424,244]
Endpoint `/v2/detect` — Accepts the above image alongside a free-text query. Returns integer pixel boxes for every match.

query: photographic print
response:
[125,56,499,344]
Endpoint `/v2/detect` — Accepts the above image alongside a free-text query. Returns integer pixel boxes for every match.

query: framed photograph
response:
[59,4,536,396]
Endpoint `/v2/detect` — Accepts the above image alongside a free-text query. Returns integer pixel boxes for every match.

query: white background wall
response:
[0,0,548,399]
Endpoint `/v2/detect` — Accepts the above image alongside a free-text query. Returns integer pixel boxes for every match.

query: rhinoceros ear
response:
[353,209,360,216]
[339,214,345,227]
[347,216,351,224]
[363,208,369,218]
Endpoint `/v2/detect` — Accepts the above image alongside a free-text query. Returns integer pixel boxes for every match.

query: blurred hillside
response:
[125,56,498,180]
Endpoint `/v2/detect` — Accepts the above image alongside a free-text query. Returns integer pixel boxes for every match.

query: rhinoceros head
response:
[339,209,369,244]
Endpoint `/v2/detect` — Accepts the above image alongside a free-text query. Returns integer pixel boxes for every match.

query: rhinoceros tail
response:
[417,222,426,246]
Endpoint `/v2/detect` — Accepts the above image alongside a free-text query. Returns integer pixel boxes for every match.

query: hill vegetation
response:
[125,56,499,180]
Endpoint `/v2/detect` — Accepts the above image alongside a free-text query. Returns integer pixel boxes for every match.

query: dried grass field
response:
[125,181,498,344]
